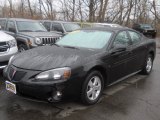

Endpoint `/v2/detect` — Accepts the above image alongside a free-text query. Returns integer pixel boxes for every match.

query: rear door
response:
[127,30,147,73]
[108,31,132,84]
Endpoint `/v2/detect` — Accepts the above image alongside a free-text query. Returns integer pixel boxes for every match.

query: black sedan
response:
[3,27,156,105]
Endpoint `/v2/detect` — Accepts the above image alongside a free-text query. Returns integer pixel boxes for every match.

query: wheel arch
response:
[16,37,31,49]
[148,50,155,60]
[86,65,108,85]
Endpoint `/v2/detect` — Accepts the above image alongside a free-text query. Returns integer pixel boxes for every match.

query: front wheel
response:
[141,54,153,75]
[81,71,104,105]
[18,44,28,52]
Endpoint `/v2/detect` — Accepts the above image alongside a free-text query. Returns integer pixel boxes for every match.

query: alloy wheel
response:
[86,76,102,101]
[146,57,152,73]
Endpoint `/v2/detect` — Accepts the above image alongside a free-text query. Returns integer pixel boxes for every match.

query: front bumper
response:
[4,65,67,101]
[0,47,18,69]
[143,31,157,37]
[15,82,65,101]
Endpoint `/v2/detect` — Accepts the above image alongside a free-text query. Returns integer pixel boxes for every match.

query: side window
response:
[0,20,6,30]
[113,31,130,47]
[128,31,141,44]
[43,22,51,31]
[6,21,16,32]
[52,23,63,33]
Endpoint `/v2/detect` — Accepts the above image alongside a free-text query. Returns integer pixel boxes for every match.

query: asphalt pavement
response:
[0,39,160,120]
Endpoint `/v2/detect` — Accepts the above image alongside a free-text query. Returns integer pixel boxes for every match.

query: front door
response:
[108,31,132,84]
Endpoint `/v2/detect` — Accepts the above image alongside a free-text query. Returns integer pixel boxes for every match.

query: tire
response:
[152,35,156,39]
[81,71,104,105]
[18,44,28,52]
[141,54,153,75]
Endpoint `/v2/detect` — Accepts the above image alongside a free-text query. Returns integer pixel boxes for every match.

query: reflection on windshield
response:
[63,23,81,32]
[56,30,112,49]
[17,21,47,32]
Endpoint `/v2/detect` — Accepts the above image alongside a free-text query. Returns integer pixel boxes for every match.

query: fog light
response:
[57,91,62,97]
[53,91,62,101]
[48,91,62,102]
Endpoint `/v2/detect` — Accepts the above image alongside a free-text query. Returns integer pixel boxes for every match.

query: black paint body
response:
[3,27,156,101]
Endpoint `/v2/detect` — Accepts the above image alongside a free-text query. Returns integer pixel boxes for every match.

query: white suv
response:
[0,31,18,69]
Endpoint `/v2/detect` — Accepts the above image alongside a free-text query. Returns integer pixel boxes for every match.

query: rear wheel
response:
[152,34,156,39]
[81,71,104,105]
[141,54,153,75]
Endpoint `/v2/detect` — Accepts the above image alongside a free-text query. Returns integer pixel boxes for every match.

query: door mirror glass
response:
[0,25,1,30]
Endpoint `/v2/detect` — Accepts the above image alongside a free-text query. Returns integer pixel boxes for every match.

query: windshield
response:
[140,24,153,29]
[63,23,81,32]
[56,30,112,49]
[17,21,47,32]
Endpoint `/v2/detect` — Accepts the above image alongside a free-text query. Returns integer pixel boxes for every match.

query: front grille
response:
[0,61,8,66]
[13,71,26,81]
[41,37,59,45]
[0,42,7,46]
[9,67,26,81]
[147,30,155,33]
[0,42,9,52]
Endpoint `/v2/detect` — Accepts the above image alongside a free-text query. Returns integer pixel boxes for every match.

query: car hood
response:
[0,31,15,42]
[12,46,97,71]
[19,32,61,38]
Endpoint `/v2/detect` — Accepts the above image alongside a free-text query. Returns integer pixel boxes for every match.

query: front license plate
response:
[5,81,17,94]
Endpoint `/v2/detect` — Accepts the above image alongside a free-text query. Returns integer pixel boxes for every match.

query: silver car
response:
[0,31,18,69]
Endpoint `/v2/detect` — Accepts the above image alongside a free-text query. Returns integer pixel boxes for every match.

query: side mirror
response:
[9,28,16,33]
[111,44,126,54]
[0,25,2,30]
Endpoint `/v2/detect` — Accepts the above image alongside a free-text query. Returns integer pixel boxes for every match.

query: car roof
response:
[0,18,7,20]
[6,18,39,22]
[95,23,120,25]
[81,27,133,32]
[42,20,77,24]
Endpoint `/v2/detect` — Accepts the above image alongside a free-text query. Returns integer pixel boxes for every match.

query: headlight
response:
[34,38,42,45]
[7,39,17,48]
[35,67,71,81]
[143,30,147,33]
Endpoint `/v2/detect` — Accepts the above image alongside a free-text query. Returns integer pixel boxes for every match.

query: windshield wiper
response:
[63,45,79,50]
[50,43,61,47]
[35,30,46,32]
[20,30,33,32]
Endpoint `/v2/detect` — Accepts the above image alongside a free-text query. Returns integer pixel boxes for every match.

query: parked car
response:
[93,23,122,28]
[42,20,81,36]
[3,27,156,105]
[0,31,18,69]
[132,23,157,38]
[0,18,61,52]
[77,22,93,28]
